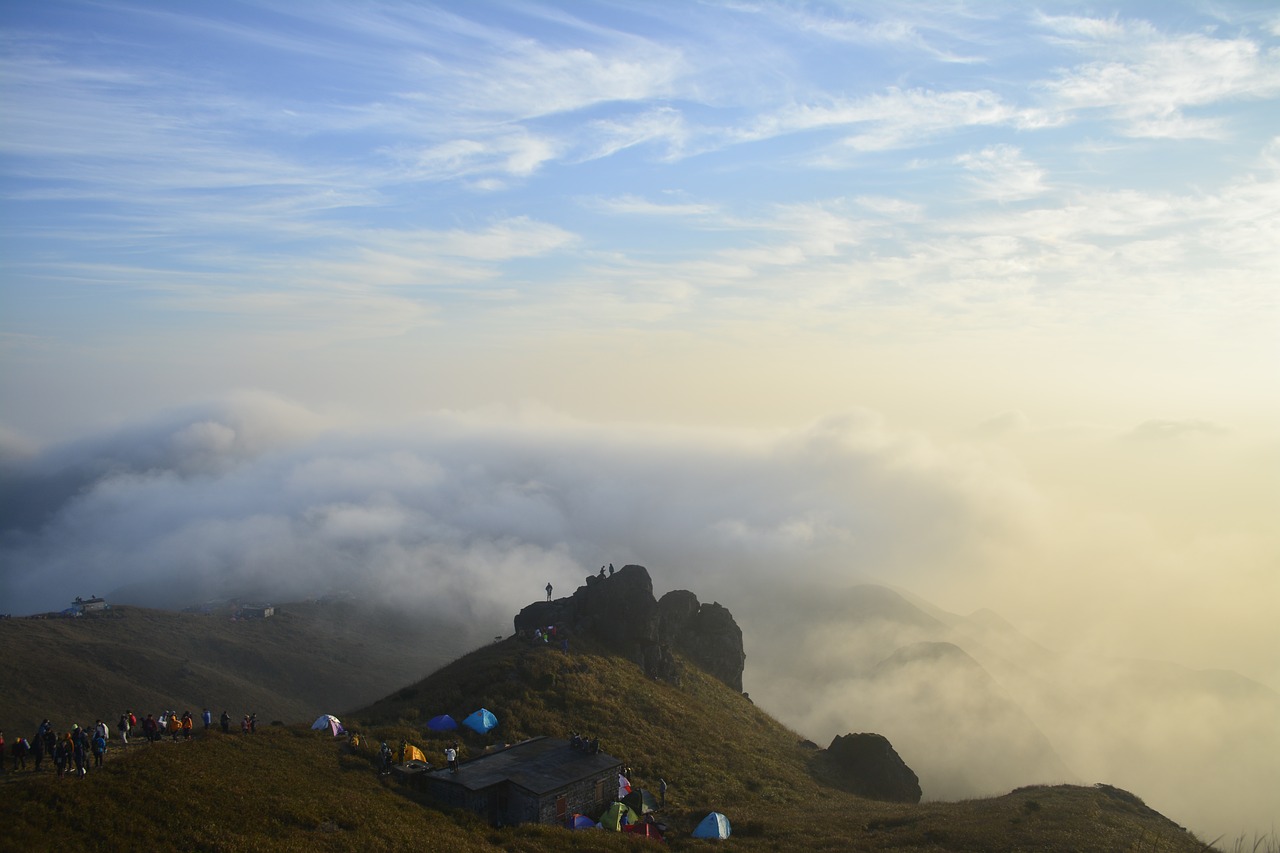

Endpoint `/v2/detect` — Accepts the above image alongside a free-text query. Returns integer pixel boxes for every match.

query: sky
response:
[2,0,1279,835]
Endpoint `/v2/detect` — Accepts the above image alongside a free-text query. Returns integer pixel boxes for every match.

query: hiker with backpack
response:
[92,731,107,767]
[202,708,212,730]
[181,711,193,740]
[220,710,230,734]
[118,713,130,748]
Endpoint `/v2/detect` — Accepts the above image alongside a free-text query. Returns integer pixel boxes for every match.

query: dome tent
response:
[462,708,498,734]
[311,715,344,737]
[691,811,731,839]
[426,714,458,732]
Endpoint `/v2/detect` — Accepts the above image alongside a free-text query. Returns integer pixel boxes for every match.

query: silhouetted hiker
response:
[55,734,71,778]
[143,714,158,743]
[11,736,30,771]
[379,742,393,775]
[249,713,257,734]
[608,563,615,575]
[220,710,230,734]
[546,581,553,601]
[32,730,45,771]
[598,566,606,578]
[202,708,212,730]
[73,728,88,777]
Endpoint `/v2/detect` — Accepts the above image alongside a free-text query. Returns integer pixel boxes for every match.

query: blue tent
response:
[570,814,598,830]
[691,812,731,839]
[426,714,457,732]
[462,708,498,734]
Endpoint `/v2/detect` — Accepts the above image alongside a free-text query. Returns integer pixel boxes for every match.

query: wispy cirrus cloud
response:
[1035,14,1280,138]
[587,194,718,217]
[956,144,1047,201]
[741,87,1027,157]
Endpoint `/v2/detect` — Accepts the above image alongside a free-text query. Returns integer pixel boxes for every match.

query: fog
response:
[1,395,1276,841]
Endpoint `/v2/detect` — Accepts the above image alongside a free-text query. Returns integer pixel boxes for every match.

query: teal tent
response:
[691,811,731,839]
[462,708,497,734]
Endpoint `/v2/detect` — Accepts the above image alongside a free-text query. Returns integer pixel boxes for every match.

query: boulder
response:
[818,733,921,803]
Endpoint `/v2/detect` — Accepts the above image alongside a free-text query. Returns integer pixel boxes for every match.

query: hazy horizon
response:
[3,0,1277,843]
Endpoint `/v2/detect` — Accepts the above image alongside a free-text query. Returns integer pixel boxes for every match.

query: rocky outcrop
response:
[514,565,746,692]
[816,732,922,803]
[658,592,746,692]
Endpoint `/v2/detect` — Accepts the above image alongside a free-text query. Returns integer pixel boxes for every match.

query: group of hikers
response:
[1,708,264,778]
[376,739,462,775]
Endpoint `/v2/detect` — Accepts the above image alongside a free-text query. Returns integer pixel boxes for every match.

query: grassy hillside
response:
[0,601,470,737]
[4,628,1225,851]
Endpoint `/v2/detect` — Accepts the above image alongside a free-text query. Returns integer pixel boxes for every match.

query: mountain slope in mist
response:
[742,584,1074,799]
[0,601,472,737]
[737,582,1280,842]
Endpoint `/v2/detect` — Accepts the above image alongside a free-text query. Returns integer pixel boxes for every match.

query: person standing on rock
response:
[545,582,553,601]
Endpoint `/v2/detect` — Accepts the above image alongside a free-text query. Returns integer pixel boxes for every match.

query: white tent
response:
[311,714,344,736]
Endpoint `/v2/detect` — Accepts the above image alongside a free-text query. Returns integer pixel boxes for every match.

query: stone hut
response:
[423,736,621,826]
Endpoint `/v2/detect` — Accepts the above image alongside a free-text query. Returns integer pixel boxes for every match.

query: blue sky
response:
[3,0,1278,439]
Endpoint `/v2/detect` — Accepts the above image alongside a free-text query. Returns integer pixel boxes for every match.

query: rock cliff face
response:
[658,592,746,692]
[514,565,746,692]
[816,732,922,803]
